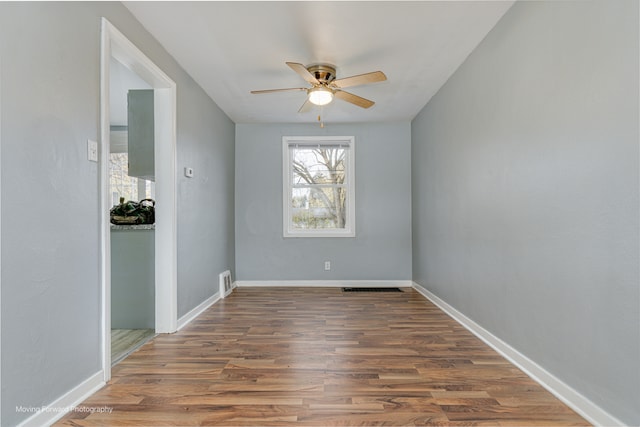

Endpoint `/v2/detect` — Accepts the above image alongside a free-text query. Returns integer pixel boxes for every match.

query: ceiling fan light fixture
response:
[308,87,334,106]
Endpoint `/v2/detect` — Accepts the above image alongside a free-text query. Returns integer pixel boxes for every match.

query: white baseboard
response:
[411,282,624,427]
[176,291,221,331]
[235,279,413,288]
[17,371,105,427]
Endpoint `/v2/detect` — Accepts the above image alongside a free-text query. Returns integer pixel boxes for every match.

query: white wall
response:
[0,3,235,425]
[235,122,412,281]
[411,1,639,424]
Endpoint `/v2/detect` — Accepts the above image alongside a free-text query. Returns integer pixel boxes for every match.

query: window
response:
[283,136,355,237]
[109,152,155,206]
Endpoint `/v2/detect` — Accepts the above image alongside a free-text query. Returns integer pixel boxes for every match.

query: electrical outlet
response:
[324,261,331,271]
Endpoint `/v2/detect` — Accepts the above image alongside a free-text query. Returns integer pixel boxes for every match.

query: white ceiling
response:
[124,1,514,124]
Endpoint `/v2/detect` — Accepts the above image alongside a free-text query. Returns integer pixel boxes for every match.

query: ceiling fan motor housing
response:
[307,64,336,85]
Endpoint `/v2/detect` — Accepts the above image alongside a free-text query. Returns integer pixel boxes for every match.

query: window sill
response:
[111,224,155,231]
[284,230,355,238]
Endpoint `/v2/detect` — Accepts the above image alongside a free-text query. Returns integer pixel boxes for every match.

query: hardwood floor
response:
[58,287,589,426]
[111,329,156,366]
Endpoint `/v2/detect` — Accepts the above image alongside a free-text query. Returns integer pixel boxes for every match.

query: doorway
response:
[109,60,155,364]
[100,18,177,380]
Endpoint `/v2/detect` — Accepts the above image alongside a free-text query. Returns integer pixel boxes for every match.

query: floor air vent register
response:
[342,287,403,292]
[219,270,233,298]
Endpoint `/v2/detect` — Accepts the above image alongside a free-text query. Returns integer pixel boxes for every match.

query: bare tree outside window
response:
[290,147,347,230]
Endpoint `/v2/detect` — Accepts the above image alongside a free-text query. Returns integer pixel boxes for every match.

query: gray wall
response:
[411,1,639,424]
[0,2,235,425]
[111,230,155,329]
[236,122,411,281]
[175,53,236,317]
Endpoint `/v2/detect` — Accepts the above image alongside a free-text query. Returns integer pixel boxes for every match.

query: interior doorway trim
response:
[100,18,177,381]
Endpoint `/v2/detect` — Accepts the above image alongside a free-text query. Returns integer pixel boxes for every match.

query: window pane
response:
[291,186,347,230]
[284,137,354,237]
[109,153,155,206]
[292,147,346,185]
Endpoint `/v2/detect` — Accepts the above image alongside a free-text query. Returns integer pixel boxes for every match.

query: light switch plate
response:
[87,139,98,162]
[184,167,194,178]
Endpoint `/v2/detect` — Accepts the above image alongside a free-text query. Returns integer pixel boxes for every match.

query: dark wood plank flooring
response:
[57,287,589,426]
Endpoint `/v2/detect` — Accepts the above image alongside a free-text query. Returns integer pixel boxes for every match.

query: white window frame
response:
[283,136,355,238]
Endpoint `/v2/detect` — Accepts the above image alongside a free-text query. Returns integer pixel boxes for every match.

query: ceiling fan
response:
[251,62,387,113]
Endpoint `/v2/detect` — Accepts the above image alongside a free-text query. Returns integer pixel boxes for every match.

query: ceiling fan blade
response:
[334,90,375,109]
[331,71,387,89]
[286,62,319,85]
[251,87,307,94]
[298,99,314,113]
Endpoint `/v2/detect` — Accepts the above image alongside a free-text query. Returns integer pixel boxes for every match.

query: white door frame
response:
[100,18,177,380]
